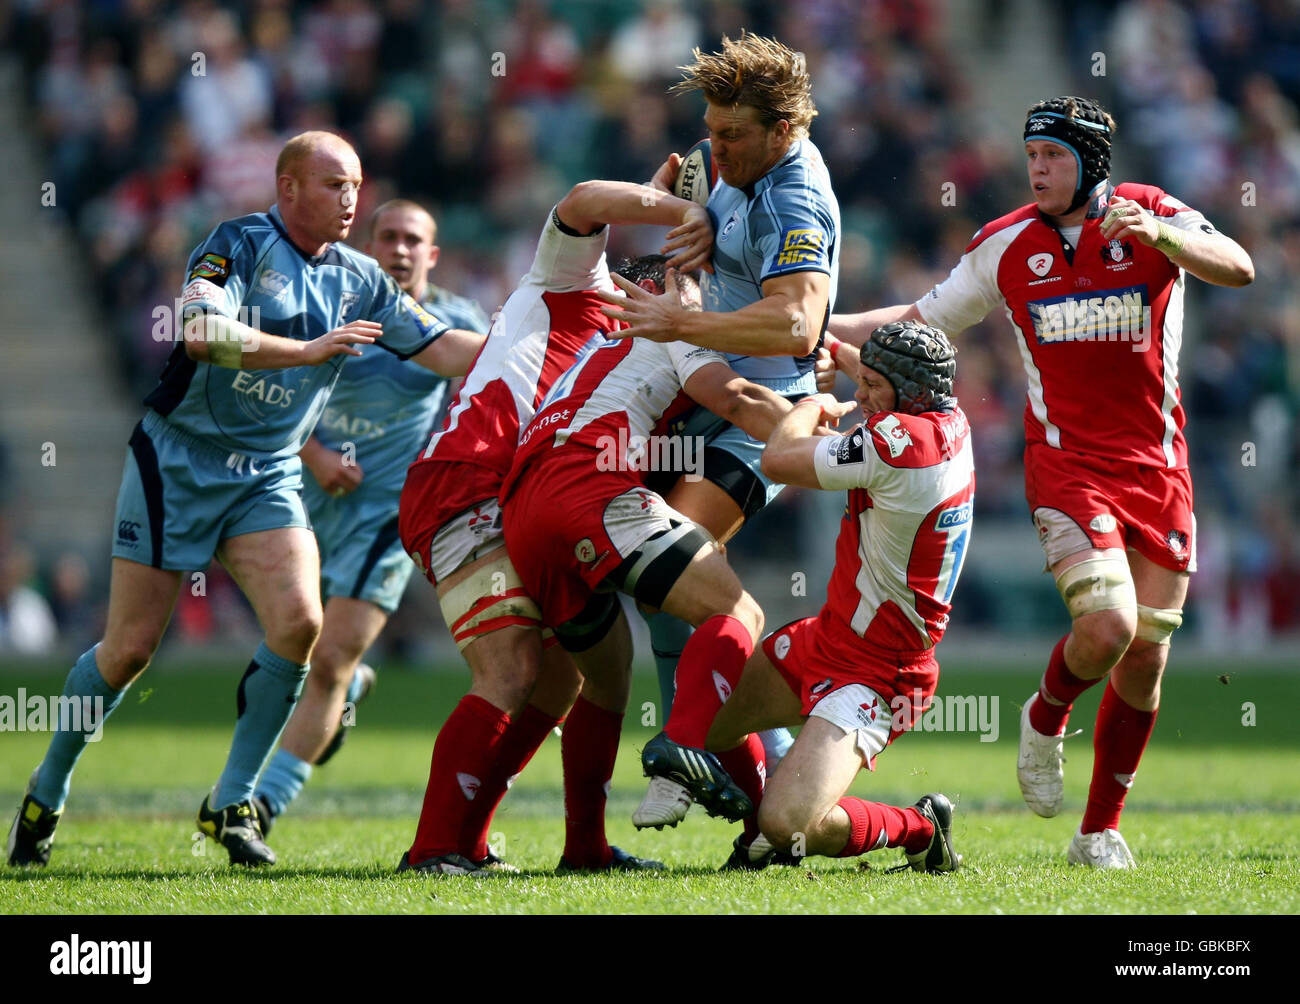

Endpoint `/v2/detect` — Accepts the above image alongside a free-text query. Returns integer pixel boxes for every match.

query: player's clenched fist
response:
[303,320,382,364]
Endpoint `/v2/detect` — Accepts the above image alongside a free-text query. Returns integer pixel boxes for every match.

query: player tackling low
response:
[829,97,1254,868]
[640,320,970,872]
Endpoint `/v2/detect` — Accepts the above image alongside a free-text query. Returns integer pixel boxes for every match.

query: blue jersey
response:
[144,205,448,460]
[702,138,840,394]
[313,284,489,498]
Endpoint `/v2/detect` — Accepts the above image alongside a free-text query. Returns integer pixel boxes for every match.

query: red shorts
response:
[763,609,939,764]
[399,460,505,585]
[502,451,684,628]
[1024,444,1196,572]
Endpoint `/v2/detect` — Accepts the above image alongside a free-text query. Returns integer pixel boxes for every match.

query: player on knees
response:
[663,321,972,872]
[7,133,483,868]
[252,200,489,839]
[396,179,714,875]
[501,263,803,832]
[828,97,1253,868]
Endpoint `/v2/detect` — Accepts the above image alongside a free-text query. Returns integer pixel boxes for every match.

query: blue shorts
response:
[111,410,311,571]
[661,391,807,519]
[302,477,413,614]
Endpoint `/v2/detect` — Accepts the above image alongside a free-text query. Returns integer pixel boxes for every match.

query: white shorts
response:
[807,683,894,771]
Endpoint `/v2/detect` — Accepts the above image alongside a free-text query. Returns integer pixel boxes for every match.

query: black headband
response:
[1024,110,1112,209]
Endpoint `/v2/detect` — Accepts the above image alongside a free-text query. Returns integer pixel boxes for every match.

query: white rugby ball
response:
[673,139,717,206]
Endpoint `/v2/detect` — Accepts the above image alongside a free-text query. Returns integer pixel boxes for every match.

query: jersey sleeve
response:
[1145,188,1219,237]
[756,182,836,283]
[667,339,730,385]
[813,421,878,490]
[367,269,450,360]
[915,241,1005,336]
[524,207,612,293]
[179,222,256,320]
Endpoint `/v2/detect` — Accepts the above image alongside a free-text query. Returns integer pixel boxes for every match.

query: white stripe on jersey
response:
[1160,272,1185,469]
[1008,301,1061,449]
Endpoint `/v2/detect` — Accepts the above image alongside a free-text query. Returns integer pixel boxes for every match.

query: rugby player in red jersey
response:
[829,96,1254,868]
[638,321,971,872]
[395,178,713,874]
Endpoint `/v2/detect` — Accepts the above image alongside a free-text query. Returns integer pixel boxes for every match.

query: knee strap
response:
[1055,554,1136,619]
[1135,604,1183,645]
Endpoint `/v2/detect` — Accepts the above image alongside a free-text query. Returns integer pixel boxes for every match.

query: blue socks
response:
[33,647,126,810]
[644,610,693,725]
[255,749,313,817]
[212,642,308,809]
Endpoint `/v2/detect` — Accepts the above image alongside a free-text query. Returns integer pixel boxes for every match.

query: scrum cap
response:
[859,320,957,415]
[1024,96,1113,212]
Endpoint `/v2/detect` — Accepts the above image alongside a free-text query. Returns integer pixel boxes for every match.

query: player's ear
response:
[428,245,440,270]
[277,173,296,203]
[636,278,659,294]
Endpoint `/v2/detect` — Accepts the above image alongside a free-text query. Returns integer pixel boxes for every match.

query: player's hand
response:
[648,153,683,195]
[303,320,382,365]
[798,392,856,431]
[1101,197,1159,246]
[302,444,364,497]
[813,346,837,393]
[599,271,687,342]
[662,204,715,275]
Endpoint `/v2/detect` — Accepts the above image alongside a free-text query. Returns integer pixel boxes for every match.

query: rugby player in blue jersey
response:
[251,199,490,842]
[597,34,841,860]
[7,132,483,868]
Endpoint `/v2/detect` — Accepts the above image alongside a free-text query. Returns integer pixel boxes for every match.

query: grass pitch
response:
[1,659,1297,915]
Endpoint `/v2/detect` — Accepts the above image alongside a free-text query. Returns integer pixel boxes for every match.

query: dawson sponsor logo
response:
[1027,285,1151,352]
[50,935,150,983]
[1,691,105,742]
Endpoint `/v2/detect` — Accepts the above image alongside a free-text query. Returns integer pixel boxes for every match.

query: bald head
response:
[275,131,363,255]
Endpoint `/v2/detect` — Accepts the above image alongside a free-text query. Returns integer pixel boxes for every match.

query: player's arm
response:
[760,393,858,489]
[602,269,830,357]
[681,363,794,443]
[828,304,921,348]
[410,327,486,377]
[555,180,712,273]
[183,312,378,368]
[1101,196,1254,287]
[300,435,363,495]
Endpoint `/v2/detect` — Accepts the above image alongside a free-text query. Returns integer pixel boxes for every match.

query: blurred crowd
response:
[1,0,1296,654]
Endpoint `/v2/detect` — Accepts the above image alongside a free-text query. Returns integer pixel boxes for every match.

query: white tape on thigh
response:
[1135,604,1183,645]
[438,552,541,650]
[1055,554,1136,619]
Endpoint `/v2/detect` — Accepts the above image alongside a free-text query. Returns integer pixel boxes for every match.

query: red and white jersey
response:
[504,338,727,493]
[917,183,1217,469]
[410,210,616,485]
[813,407,975,652]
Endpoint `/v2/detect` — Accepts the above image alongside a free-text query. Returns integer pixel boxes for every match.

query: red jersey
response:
[812,407,975,652]
[917,183,1217,470]
[402,210,615,521]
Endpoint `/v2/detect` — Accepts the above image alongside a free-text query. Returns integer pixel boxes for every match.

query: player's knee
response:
[732,591,764,642]
[757,797,811,851]
[1119,637,1169,688]
[304,642,359,690]
[268,605,323,661]
[100,634,158,681]
[1071,608,1136,668]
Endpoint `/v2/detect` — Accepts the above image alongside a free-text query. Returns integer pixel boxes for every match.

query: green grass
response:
[1,661,1297,914]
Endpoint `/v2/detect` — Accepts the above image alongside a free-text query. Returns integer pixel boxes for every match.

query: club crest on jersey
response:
[1027,252,1054,277]
[1102,238,1134,265]
[872,414,913,459]
[719,214,740,241]
[1167,529,1188,555]
[255,267,291,299]
[1090,513,1117,533]
[338,291,360,324]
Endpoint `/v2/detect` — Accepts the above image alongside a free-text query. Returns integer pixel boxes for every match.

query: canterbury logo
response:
[456,772,481,800]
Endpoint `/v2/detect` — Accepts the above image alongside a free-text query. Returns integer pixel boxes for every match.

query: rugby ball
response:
[673,139,717,206]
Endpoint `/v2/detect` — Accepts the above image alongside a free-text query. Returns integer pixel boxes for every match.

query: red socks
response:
[1030,634,1102,736]
[560,696,623,868]
[836,797,933,857]
[463,703,560,860]
[717,734,766,842]
[408,694,511,863]
[1083,680,1157,834]
[665,615,753,748]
